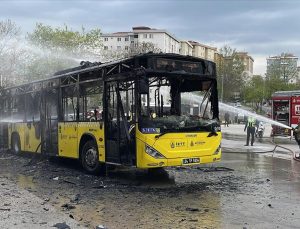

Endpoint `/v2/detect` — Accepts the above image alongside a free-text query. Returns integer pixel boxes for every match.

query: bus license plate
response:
[182,158,200,164]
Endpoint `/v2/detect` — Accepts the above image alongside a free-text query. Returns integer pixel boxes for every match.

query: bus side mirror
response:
[138,77,149,94]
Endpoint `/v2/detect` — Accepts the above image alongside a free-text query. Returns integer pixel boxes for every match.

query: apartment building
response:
[179,41,193,56]
[101,26,219,63]
[297,66,300,83]
[267,53,298,83]
[101,26,180,54]
[188,41,217,62]
[236,52,254,75]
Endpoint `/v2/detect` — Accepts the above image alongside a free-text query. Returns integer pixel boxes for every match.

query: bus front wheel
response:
[11,134,21,154]
[81,140,103,174]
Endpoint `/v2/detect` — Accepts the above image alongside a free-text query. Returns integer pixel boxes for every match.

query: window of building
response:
[125,46,129,50]
[104,38,108,41]
[143,34,147,38]
[134,34,138,38]
[131,41,134,44]
[149,34,153,38]
[117,37,121,42]
[104,46,108,50]
[125,37,129,41]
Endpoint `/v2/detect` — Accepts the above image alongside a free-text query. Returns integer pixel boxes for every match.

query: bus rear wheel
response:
[81,140,103,174]
[11,134,21,154]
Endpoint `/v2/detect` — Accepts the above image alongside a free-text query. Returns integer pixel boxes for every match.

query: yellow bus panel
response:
[136,127,221,168]
[58,122,78,158]
[58,122,105,162]
[24,123,41,153]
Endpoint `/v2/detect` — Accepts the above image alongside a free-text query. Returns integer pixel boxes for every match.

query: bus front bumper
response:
[137,153,222,169]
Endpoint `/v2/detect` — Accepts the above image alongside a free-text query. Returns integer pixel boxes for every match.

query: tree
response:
[25,23,102,81]
[0,19,25,87]
[259,53,300,101]
[215,45,245,102]
[263,73,299,99]
[243,74,299,113]
[243,75,265,112]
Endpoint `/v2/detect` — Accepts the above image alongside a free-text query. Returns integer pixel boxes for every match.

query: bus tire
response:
[11,134,21,154]
[80,140,103,174]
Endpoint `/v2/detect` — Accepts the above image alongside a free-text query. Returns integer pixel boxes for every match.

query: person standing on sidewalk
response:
[244,116,256,146]
[224,112,230,127]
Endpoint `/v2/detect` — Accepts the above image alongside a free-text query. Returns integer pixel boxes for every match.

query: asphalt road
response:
[0,125,300,229]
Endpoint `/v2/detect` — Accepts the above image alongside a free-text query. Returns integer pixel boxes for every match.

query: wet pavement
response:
[1,124,300,229]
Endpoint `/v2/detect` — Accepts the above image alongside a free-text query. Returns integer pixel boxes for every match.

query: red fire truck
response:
[271,90,300,136]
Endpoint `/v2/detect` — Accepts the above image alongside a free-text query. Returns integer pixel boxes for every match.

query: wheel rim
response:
[85,147,97,168]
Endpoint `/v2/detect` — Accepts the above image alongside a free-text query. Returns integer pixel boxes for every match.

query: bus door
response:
[40,89,59,155]
[104,82,133,165]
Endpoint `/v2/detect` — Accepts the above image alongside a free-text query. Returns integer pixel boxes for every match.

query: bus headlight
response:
[213,144,221,155]
[145,144,166,159]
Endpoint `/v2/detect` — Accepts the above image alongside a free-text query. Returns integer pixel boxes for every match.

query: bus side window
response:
[79,83,103,122]
[62,86,77,122]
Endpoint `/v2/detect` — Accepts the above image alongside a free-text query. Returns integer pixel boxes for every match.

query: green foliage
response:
[243,75,265,111]
[27,23,102,54]
[25,23,102,81]
[0,19,24,87]
[242,73,300,112]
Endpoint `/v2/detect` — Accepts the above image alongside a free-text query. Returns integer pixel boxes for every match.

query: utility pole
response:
[221,74,224,102]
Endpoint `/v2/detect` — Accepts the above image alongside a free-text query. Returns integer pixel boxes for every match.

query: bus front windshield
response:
[138,77,219,134]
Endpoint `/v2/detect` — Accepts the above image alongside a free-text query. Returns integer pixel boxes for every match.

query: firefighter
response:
[292,118,300,149]
[244,116,256,146]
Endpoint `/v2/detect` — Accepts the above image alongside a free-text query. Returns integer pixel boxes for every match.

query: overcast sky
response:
[1,0,299,75]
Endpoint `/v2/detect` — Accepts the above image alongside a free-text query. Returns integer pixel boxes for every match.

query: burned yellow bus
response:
[0,53,221,173]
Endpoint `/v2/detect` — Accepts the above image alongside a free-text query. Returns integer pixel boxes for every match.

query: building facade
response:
[101,26,220,62]
[101,26,180,55]
[179,41,193,56]
[188,41,217,62]
[267,54,298,83]
[236,52,254,76]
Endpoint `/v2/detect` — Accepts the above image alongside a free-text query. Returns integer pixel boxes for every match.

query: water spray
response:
[182,93,292,130]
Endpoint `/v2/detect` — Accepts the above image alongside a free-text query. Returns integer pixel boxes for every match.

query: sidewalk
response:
[221,123,272,138]
[221,124,299,157]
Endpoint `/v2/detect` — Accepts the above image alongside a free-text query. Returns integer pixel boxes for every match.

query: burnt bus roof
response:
[3,52,216,91]
[272,90,300,98]
[51,53,216,78]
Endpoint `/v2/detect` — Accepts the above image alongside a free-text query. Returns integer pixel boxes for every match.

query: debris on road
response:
[185,207,199,212]
[53,222,71,229]
[61,203,76,210]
